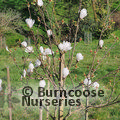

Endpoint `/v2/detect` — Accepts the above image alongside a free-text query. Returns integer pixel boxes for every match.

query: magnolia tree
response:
[2,0,120,120]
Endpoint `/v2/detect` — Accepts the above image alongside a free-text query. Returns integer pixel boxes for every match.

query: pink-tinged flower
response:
[21,41,27,47]
[40,46,54,55]
[47,29,52,36]
[25,46,34,53]
[62,68,69,78]
[45,48,54,55]
[99,40,104,48]
[39,80,46,87]
[40,46,44,54]
[28,62,34,72]
[80,8,87,19]
[92,82,99,89]
[76,53,84,61]
[37,0,43,6]
[84,78,91,86]
[21,69,26,80]
[25,18,35,28]
[58,41,72,52]
[35,59,41,67]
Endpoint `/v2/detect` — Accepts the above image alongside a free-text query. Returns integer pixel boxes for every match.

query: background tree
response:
[0,8,23,48]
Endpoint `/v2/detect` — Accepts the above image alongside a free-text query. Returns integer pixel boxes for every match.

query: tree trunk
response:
[47,57,51,120]
[39,107,42,120]
[47,80,50,120]
[58,53,65,120]
[7,67,12,120]
[85,96,89,120]
[85,86,89,120]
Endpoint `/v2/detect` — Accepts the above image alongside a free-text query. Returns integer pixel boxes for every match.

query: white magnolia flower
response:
[40,46,44,54]
[25,18,35,28]
[62,68,69,78]
[40,46,54,60]
[58,43,63,51]
[0,79,2,87]
[35,59,41,67]
[92,82,99,89]
[76,53,84,61]
[80,8,87,19]
[39,80,46,87]
[84,78,91,86]
[25,46,34,53]
[37,0,43,6]
[21,41,27,47]
[99,40,104,48]
[6,46,10,52]
[58,41,72,52]
[40,46,46,55]
[45,48,54,55]
[21,69,26,80]
[28,62,34,72]
[23,69,26,78]
[47,30,52,36]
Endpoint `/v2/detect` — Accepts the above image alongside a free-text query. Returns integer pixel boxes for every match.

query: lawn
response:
[0,30,120,120]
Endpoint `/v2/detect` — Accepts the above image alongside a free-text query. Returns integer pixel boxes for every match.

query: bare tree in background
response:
[0,8,22,48]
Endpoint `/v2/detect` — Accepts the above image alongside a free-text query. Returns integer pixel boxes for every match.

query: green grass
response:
[0,30,120,120]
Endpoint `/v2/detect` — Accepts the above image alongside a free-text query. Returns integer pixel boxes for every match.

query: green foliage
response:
[77,0,116,39]
[110,0,120,11]
[0,0,28,11]
[5,33,25,47]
